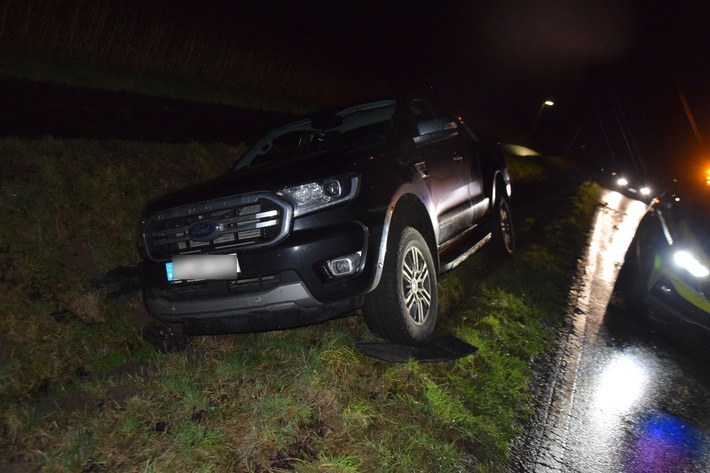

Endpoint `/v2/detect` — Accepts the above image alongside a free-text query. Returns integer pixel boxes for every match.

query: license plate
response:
[166,254,240,282]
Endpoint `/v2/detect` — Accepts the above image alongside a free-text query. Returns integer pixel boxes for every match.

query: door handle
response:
[415,161,430,179]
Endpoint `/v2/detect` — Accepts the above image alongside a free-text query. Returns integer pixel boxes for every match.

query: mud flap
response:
[356,335,478,363]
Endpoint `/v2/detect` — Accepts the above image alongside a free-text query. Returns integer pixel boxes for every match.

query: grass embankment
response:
[0,0,395,113]
[0,139,600,472]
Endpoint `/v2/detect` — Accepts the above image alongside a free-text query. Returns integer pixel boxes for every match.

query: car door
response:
[455,131,488,223]
[408,100,475,243]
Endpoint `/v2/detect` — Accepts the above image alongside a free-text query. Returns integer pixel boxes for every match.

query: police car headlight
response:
[673,250,710,278]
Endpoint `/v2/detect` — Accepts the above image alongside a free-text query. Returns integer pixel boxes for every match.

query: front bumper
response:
[140,214,382,333]
[144,275,363,335]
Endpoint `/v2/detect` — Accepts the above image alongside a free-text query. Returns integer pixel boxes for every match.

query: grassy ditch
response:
[0,140,600,472]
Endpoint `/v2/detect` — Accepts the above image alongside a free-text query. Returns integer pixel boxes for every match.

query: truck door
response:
[414,133,473,244]
[455,132,488,222]
[408,100,475,243]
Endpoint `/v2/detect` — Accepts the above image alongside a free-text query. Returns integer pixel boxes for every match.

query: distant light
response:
[617,178,628,186]
[640,187,651,195]
[544,100,554,106]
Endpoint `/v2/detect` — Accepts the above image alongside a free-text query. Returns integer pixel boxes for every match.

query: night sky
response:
[169,1,709,183]
[12,1,710,184]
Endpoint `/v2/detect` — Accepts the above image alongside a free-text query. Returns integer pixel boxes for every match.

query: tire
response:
[623,271,650,322]
[363,226,438,345]
[621,219,661,320]
[614,256,635,292]
[490,194,515,257]
[622,243,653,321]
[615,238,639,292]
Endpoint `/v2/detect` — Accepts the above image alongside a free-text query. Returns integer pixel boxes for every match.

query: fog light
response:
[323,180,342,197]
[326,252,361,277]
[332,259,353,275]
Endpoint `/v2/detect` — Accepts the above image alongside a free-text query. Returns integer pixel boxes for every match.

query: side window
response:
[409,100,436,121]
[407,100,436,136]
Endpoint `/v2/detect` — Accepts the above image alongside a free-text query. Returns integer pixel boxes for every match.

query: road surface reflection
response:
[624,410,707,473]
[531,190,710,472]
[593,354,648,418]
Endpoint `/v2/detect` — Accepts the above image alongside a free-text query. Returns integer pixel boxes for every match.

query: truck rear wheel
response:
[490,194,515,257]
[363,227,438,345]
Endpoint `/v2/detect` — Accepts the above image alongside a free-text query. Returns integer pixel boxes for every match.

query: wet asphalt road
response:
[529,189,710,472]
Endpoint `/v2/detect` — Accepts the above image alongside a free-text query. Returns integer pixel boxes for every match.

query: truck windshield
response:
[231,100,397,171]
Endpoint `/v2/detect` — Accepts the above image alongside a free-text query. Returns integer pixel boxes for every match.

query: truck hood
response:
[141,147,383,217]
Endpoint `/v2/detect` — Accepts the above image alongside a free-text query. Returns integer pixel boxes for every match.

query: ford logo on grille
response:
[187,220,221,241]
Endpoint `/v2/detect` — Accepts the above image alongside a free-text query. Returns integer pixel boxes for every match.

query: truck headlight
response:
[279,175,359,216]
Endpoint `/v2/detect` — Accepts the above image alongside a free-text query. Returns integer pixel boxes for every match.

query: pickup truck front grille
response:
[142,193,292,261]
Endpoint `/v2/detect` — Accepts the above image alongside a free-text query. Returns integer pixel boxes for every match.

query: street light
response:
[531,100,554,139]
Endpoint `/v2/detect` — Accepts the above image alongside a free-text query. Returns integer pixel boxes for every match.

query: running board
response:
[439,232,492,272]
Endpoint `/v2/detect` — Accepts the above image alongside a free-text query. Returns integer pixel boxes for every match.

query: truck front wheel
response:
[363,226,438,345]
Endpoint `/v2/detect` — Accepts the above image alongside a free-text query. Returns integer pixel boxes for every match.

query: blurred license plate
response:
[166,254,240,282]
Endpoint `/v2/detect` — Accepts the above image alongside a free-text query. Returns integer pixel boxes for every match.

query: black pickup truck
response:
[137,98,514,344]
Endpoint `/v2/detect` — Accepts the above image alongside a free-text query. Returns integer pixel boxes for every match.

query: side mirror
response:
[413,118,458,145]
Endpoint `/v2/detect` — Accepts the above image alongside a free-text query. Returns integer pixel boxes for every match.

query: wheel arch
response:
[367,191,438,294]
[491,170,512,210]
[389,194,438,266]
